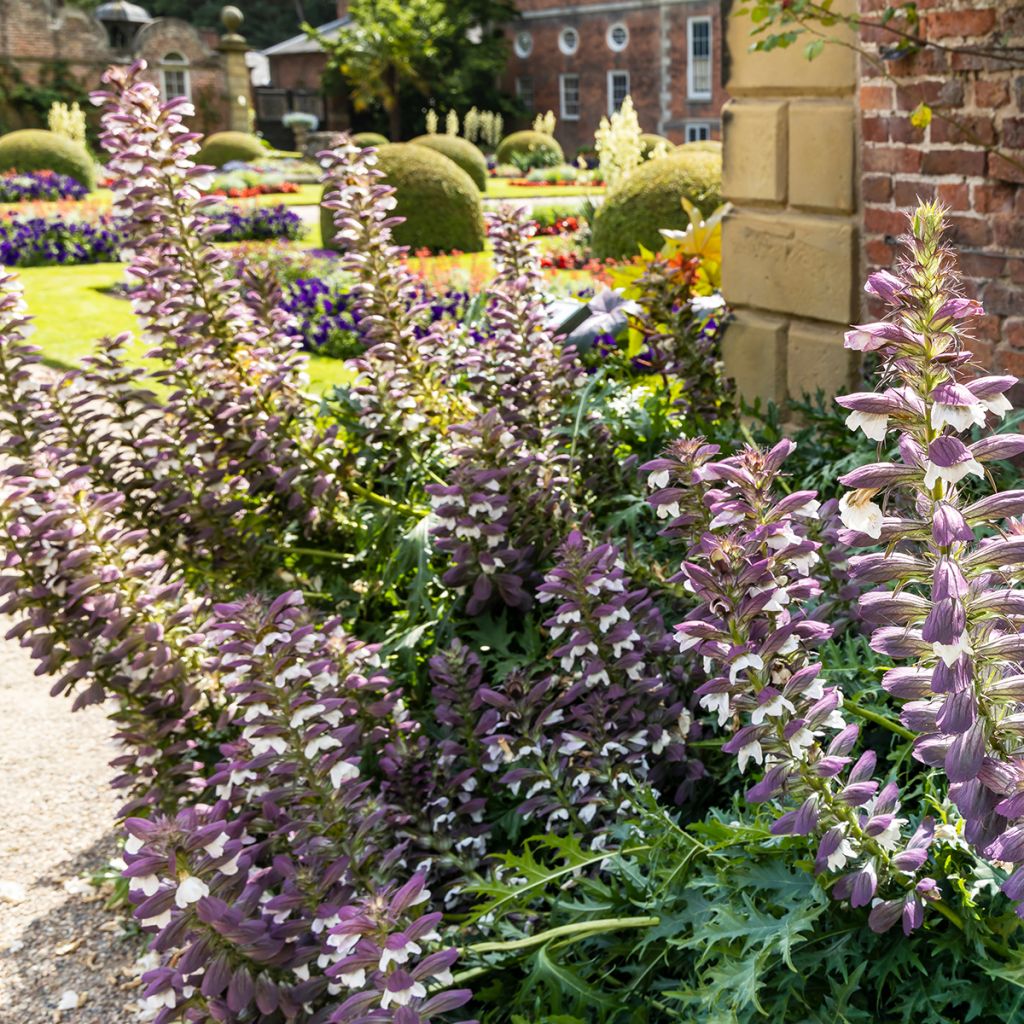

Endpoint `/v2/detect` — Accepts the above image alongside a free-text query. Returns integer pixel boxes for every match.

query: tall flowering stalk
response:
[647,438,938,932]
[125,592,472,1022]
[0,272,214,814]
[478,531,697,842]
[426,411,574,614]
[834,202,1024,910]
[93,62,348,534]
[473,205,582,438]
[320,141,469,458]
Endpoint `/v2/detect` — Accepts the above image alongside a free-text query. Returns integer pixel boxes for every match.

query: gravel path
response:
[0,622,145,1022]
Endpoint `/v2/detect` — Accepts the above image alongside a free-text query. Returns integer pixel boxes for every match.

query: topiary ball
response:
[321,143,485,253]
[495,130,564,169]
[679,139,722,155]
[590,148,722,261]
[409,134,488,191]
[0,130,96,190]
[196,131,267,168]
[639,132,673,159]
[352,132,389,148]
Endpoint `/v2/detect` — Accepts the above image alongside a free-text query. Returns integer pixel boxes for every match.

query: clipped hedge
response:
[590,148,722,261]
[322,142,485,253]
[0,130,96,190]
[409,134,488,191]
[196,131,267,168]
[352,132,389,148]
[639,133,673,159]
[495,130,563,169]
[680,139,722,154]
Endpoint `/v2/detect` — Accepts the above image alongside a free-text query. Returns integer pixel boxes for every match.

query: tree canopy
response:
[311,0,517,140]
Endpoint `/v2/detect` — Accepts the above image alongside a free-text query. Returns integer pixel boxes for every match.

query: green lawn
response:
[485,180,604,200]
[18,262,352,393]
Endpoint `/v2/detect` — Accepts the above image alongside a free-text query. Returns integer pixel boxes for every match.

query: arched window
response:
[161,53,191,101]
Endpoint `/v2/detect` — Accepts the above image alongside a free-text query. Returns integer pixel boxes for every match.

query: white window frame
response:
[559,73,580,121]
[607,70,630,116]
[559,26,580,56]
[160,52,191,101]
[516,75,534,111]
[687,17,712,101]
[685,121,712,142]
[514,30,533,59]
[606,22,629,52]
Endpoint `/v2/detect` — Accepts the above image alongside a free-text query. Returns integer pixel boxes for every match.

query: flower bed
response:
[1,63,1022,1024]
[206,180,300,199]
[0,215,123,266]
[212,203,305,242]
[0,170,89,203]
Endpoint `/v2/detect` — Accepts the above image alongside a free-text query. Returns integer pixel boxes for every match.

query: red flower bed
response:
[207,181,301,199]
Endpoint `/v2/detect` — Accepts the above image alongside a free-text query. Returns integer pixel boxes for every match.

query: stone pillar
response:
[217,5,253,134]
[720,2,860,411]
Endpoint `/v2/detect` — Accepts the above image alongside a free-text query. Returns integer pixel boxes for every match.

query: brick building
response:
[720,0,1024,410]
[261,0,726,152]
[0,0,247,135]
[503,0,726,156]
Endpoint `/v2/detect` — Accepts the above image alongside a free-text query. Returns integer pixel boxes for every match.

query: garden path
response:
[0,625,143,1022]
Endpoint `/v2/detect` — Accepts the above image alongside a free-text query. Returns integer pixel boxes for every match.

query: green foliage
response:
[495,131,564,171]
[0,129,95,188]
[196,131,267,168]
[590,148,722,260]
[679,139,722,154]
[409,133,488,190]
[639,132,672,158]
[352,131,389,147]
[313,0,516,139]
[320,142,485,253]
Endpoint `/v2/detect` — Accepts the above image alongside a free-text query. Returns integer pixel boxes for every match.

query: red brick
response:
[866,207,911,236]
[975,80,1010,108]
[970,337,995,368]
[863,145,922,173]
[860,84,895,110]
[895,179,937,206]
[862,117,888,143]
[998,350,1024,378]
[994,215,1024,250]
[921,149,987,176]
[960,252,1008,278]
[948,215,992,248]
[1002,117,1024,149]
[1012,262,1024,286]
[865,237,895,268]
[983,281,1024,318]
[989,153,1024,185]
[973,182,1017,214]
[1006,318,1024,349]
[924,8,996,39]
[937,182,970,209]
[973,312,1002,341]
[931,113,997,146]
[863,175,893,203]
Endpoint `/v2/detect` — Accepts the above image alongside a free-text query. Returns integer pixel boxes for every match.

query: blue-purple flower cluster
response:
[281,276,480,357]
[0,170,90,203]
[212,202,305,243]
[0,214,124,266]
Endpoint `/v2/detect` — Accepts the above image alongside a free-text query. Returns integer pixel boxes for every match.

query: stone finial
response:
[221,5,245,36]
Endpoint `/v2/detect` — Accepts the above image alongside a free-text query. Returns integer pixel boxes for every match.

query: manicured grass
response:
[485,180,604,200]
[17,261,352,393]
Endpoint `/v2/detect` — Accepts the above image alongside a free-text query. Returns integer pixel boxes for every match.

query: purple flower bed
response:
[213,203,305,243]
[0,170,89,203]
[281,276,479,357]
[0,215,124,267]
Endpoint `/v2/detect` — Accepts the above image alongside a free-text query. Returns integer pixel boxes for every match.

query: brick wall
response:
[0,0,236,134]
[859,0,1024,374]
[501,0,726,157]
